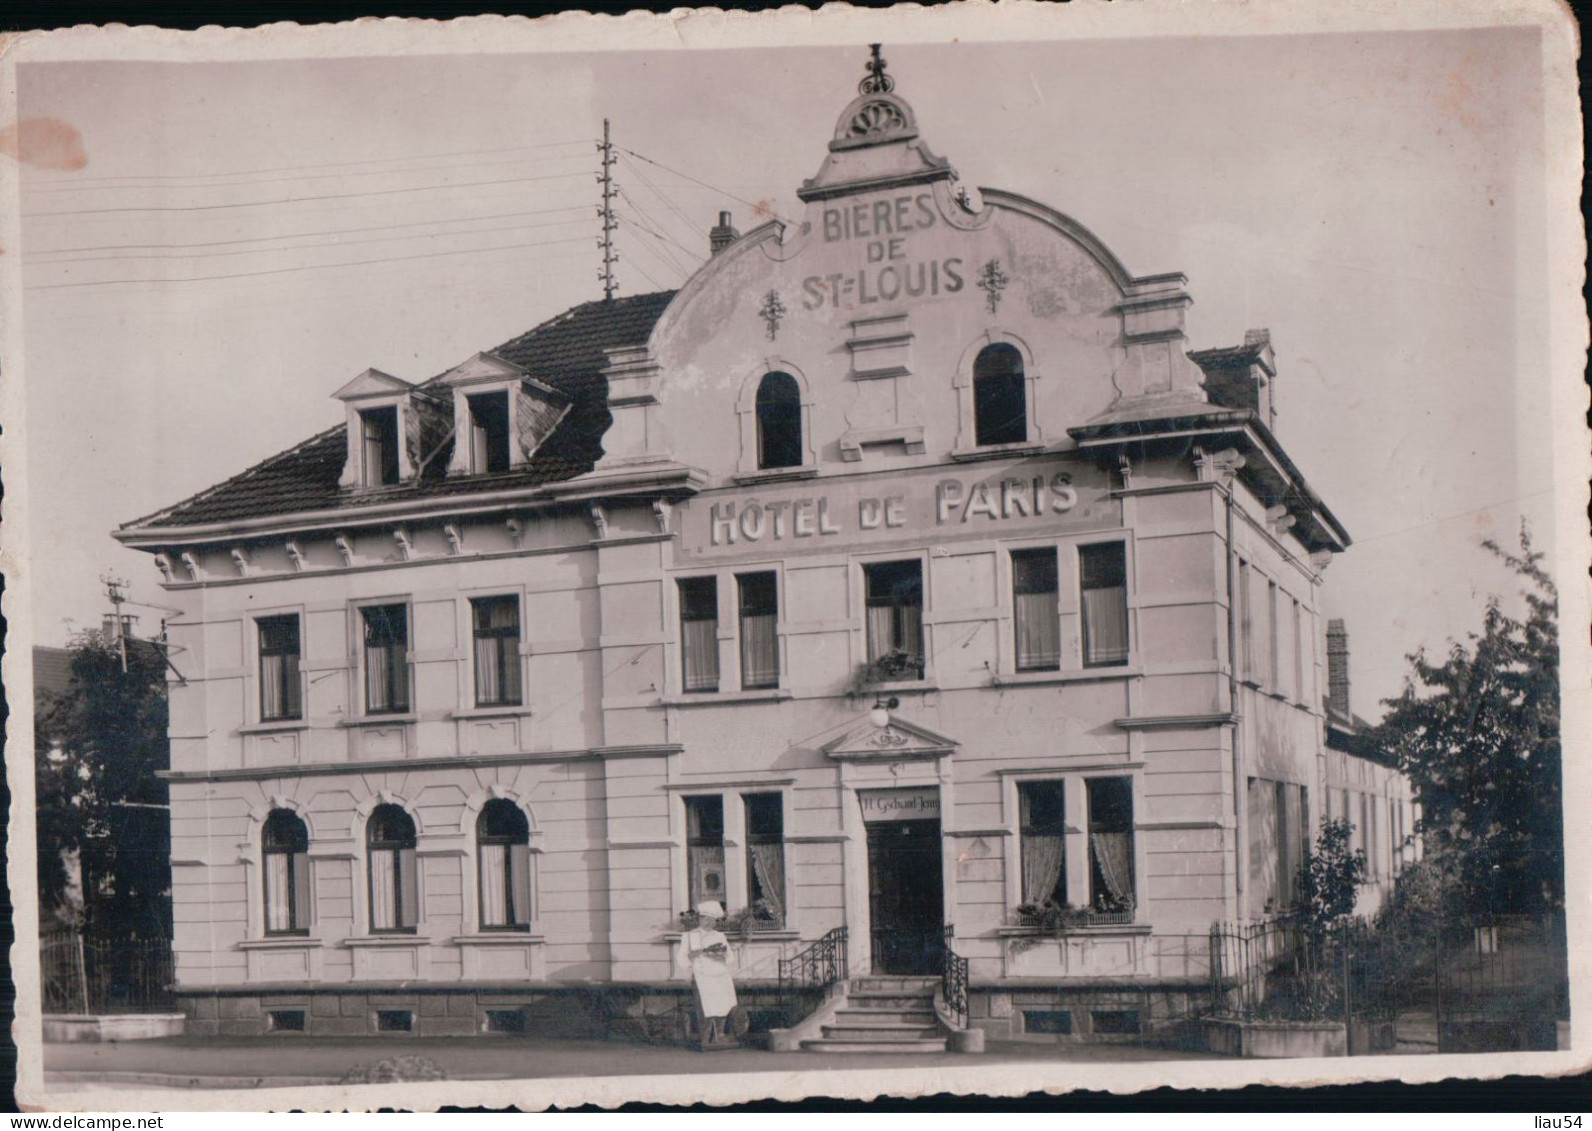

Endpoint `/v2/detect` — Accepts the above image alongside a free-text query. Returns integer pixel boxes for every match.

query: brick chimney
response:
[709,210,739,256]
[1326,618,1350,722]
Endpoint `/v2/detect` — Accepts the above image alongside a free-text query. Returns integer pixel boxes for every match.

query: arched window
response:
[477,800,532,931]
[367,804,418,933]
[263,809,311,935]
[973,344,1027,446]
[755,371,803,469]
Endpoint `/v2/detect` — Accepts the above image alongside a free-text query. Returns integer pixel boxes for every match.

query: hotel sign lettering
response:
[802,191,965,310]
[858,788,940,823]
[694,467,1094,551]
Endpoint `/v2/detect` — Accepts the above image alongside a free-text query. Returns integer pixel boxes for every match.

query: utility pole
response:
[597,118,618,301]
[102,573,132,673]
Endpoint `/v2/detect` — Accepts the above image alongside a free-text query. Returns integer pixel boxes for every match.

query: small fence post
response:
[75,933,90,1016]
[1341,920,1351,1056]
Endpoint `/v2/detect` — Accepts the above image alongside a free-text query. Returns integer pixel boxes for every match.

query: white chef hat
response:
[695,901,725,919]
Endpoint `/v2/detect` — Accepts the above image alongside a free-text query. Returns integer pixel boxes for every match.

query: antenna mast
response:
[597,118,618,301]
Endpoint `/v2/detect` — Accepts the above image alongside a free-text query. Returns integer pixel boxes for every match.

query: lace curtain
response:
[1082,586,1129,665]
[682,618,719,691]
[749,842,786,919]
[740,613,778,689]
[1015,591,1061,670]
[1091,833,1134,906]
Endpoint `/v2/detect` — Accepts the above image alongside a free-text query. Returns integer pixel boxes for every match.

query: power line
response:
[617,146,796,227]
[29,204,592,259]
[616,187,703,264]
[620,154,709,246]
[22,150,593,196]
[23,169,595,219]
[27,234,593,291]
[23,138,593,189]
[617,216,691,283]
[30,215,590,266]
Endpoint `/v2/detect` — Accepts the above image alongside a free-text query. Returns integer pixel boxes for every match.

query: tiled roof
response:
[1188,342,1266,368]
[121,291,677,533]
[33,645,74,700]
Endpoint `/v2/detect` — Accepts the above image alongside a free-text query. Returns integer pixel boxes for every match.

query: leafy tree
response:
[1298,818,1368,940]
[35,630,171,942]
[1373,525,1561,919]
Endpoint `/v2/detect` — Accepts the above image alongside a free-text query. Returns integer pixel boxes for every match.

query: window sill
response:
[661,688,793,706]
[732,467,819,486]
[453,933,545,946]
[992,667,1144,687]
[337,713,417,728]
[854,677,937,694]
[238,720,310,735]
[996,922,1151,937]
[239,935,319,949]
[449,705,533,720]
[949,442,1048,463]
[341,934,422,947]
[663,928,800,943]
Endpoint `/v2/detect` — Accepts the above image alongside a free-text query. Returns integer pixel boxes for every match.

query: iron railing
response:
[41,931,175,1015]
[777,926,849,1014]
[941,924,969,1031]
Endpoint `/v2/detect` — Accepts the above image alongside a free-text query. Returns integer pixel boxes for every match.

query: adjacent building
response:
[115,49,1411,1043]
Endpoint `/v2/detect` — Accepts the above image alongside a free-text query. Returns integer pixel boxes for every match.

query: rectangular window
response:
[1012,548,1061,672]
[471,595,522,707]
[1238,559,1254,681]
[685,796,725,910]
[1292,600,1306,702]
[678,577,720,693]
[466,392,511,474]
[744,793,785,923]
[737,572,779,690]
[1079,543,1129,667]
[1018,781,1067,908]
[1086,777,1134,912]
[361,604,410,714]
[257,614,302,721]
[863,559,924,679]
[359,406,400,487]
[1267,581,1280,690]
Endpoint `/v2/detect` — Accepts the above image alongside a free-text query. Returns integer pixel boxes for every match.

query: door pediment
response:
[821,715,958,762]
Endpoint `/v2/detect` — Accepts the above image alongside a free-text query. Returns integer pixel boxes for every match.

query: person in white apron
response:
[684,900,737,1046]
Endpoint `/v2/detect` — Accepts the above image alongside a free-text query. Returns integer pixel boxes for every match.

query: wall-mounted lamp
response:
[869,695,900,729]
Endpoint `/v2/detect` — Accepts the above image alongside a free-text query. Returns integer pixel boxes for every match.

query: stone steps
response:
[799,976,947,1054]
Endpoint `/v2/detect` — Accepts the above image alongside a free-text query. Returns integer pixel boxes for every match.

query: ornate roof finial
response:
[859,44,895,94]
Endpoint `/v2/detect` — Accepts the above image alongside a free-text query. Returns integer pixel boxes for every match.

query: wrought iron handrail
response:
[941,923,969,1031]
[778,926,849,1012]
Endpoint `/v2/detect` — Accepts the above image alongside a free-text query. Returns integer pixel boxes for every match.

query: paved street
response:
[45,1033,1220,1091]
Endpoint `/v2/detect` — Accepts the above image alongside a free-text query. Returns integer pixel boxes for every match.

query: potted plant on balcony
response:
[847,649,919,697]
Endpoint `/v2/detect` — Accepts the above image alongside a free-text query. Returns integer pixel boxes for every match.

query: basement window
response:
[1023,1010,1073,1035]
[375,1010,414,1032]
[267,1009,307,1033]
[484,1009,527,1034]
[1090,1009,1140,1035]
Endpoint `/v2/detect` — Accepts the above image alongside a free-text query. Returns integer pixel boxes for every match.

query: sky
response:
[10,26,1556,721]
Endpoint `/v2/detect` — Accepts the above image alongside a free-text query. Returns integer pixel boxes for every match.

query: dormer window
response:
[440,352,569,478]
[465,392,512,475]
[359,407,400,487]
[974,343,1027,446]
[333,368,422,490]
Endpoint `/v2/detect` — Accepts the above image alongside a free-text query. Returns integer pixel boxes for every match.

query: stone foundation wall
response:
[177,986,793,1041]
[969,985,1211,1047]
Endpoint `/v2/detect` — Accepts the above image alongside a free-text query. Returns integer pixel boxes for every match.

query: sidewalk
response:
[45,1033,1220,1090]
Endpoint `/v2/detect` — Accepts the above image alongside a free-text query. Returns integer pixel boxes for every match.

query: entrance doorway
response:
[866,819,944,975]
